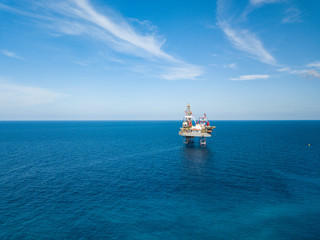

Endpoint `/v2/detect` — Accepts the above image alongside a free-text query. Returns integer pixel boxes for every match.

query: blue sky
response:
[0,0,319,120]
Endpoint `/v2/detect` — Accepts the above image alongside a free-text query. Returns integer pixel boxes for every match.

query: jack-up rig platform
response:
[179,105,216,145]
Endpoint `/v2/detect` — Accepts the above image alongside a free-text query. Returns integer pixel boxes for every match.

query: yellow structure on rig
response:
[179,104,216,145]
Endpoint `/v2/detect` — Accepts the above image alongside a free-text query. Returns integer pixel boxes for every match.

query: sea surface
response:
[0,121,320,239]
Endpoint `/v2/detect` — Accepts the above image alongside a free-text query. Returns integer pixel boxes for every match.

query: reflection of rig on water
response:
[179,105,216,145]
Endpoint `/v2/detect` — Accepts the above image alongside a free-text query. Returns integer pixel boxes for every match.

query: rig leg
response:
[200,137,206,146]
[184,137,194,144]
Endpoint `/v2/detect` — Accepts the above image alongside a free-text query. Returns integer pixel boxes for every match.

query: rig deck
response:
[179,105,215,145]
[179,131,213,137]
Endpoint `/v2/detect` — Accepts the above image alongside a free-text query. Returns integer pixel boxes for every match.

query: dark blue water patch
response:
[0,121,320,239]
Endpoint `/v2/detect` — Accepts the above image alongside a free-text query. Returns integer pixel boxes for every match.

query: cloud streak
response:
[56,0,174,61]
[282,7,301,24]
[306,70,320,79]
[223,63,237,69]
[230,74,270,81]
[0,81,68,108]
[1,50,23,60]
[210,62,237,69]
[161,65,204,81]
[307,61,320,68]
[250,0,282,6]
[0,0,202,80]
[277,61,320,79]
[218,21,276,65]
[216,0,276,65]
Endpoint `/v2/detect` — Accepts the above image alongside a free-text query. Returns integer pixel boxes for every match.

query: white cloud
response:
[306,70,320,79]
[230,74,270,81]
[223,63,237,69]
[307,61,320,68]
[216,0,276,65]
[250,0,282,6]
[0,0,203,80]
[60,0,203,80]
[0,81,68,108]
[277,64,320,80]
[277,61,320,79]
[277,67,291,72]
[282,7,301,24]
[37,0,172,61]
[210,62,237,69]
[127,18,158,33]
[1,49,23,60]
[161,65,204,80]
[64,0,174,61]
[289,69,308,74]
[290,69,320,79]
[217,21,276,65]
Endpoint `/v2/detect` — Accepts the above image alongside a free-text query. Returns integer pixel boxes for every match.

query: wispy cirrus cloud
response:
[0,80,68,108]
[307,61,320,68]
[277,60,320,79]
[282,7,301,24]
[277,67,291,72]
[161,65,204,81]
[249,1,301,25]
[210,62,237,69]
[216,0,276,65]
[250,0,282,6]
[230,74,270,81]
[129,63,204,81]
[1,49,23,60]
[306,70,320,79]
[49,0,174,61]
[292,69,320,79]
[0,0,203,80]
[223,63,237,69]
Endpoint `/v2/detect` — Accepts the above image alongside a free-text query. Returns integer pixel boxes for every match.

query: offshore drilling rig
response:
[179,105,215,145]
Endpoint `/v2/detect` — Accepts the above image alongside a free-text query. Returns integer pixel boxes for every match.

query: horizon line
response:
[0,119,319,122]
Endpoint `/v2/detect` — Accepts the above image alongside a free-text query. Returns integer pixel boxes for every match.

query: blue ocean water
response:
[0,121,320,239]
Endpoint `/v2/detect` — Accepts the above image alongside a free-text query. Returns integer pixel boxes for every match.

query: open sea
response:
[0,121,320,239]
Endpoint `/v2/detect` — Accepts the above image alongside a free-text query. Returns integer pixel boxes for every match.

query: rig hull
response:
[179,131,213,137]
[179,105,215,145]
